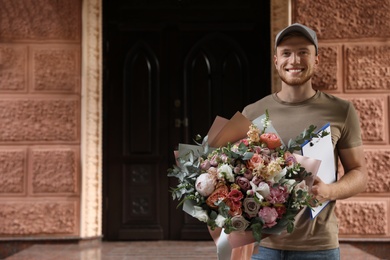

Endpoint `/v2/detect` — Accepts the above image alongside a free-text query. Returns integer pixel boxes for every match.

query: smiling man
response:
[242,23,368,260]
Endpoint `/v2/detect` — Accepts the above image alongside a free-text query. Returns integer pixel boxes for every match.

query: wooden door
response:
[103,0,271,240]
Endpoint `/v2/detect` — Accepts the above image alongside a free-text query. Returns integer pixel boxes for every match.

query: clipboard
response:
[301,123,336,218]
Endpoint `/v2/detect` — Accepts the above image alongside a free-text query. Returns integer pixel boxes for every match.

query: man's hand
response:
[311,176,331,204]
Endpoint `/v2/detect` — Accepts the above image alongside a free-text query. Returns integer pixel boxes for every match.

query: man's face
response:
[274,36,319,86]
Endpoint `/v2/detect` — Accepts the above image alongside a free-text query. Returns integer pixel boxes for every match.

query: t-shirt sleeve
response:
[337,102,363,149]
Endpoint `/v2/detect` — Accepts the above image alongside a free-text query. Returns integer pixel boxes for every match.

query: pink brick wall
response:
[0,0,81,238]
[293,0,390,240]
[0,0,389,242]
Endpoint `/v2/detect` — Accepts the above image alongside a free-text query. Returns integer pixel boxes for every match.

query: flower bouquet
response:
[168,111,327,254]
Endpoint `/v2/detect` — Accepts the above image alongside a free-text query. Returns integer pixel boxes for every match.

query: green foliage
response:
[287,125,329,153]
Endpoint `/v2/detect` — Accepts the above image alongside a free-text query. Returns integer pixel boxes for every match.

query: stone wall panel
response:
[340,95,388,144]
[295,0,390,242]
[32,46,80,93]
[335,199,388,235]
[0,0,81,42]
[0,45,27,92]
[345,44,390,92]
[313,44,340,92]
[0,148,26,194]
[31,147,79,194]
[364,148,390,193]
[293,0,390,39]
[0,200,78,235]
[0,99,79,142]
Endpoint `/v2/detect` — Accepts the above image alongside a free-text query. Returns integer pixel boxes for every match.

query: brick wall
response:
[0,0,81,238]
[292,0,390,240]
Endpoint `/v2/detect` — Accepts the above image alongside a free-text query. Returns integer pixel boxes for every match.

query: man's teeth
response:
[288,69,302,72]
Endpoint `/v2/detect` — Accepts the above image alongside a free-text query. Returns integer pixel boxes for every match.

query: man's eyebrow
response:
[278,46,311,52]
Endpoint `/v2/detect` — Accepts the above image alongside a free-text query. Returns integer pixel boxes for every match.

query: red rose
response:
[225,198,242,216]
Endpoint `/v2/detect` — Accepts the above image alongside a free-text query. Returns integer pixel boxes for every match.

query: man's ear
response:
[273,55,278,67]
[314,55,320,66]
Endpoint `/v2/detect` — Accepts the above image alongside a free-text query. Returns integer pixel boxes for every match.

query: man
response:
[242,23,368,260]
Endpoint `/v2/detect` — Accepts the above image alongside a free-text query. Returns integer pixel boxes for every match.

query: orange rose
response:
[206,183,229,209]
[247,153,264,170]
[260,133,282,149]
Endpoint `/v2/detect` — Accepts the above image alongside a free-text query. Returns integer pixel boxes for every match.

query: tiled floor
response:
[4,241,388,260]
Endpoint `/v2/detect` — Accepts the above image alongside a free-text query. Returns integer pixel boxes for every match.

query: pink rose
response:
[220,154,230,163]
[251,176,263,186]
[209,154,219,166]
[243,169,253,180]
[247,153,264,170]
[238,138,249,146]
[200,159,211,170]
[266,185,289,204]
[195,173,217,197]
[253,146,262,154]
[236,176,251,191]
[258,207,278,228]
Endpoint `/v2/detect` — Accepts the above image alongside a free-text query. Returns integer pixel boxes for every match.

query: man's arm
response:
[311,145,368,202]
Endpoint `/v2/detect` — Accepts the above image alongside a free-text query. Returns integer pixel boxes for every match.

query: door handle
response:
[175,118,188,128]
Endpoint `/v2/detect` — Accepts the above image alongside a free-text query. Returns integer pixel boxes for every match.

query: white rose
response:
[192,206,209,223]
[217,164,234,182]
[215,214,226,228]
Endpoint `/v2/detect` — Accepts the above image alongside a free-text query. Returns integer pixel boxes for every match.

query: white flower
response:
[195,173,217,197]
[192,206,209,223]
[256,182,271,198]
[272,167,287,183]
[217,164,234,182]
[215,214,226,227]
[248,181,270,200]
[261,117,271,128]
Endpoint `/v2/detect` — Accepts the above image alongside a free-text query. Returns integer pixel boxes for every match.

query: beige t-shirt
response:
[242,91,362,251]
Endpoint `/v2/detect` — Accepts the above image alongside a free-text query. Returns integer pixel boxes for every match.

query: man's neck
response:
[276,85,317,103]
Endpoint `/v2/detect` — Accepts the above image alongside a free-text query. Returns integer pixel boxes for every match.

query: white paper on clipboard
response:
[301,123,336,218]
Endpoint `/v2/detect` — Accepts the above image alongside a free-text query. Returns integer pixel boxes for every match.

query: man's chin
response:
[280,77,311,86]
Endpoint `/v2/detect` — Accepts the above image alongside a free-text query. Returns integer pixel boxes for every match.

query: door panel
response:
[103,0,271,240]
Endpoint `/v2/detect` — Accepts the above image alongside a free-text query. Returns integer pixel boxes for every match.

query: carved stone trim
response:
[80,0,102,238]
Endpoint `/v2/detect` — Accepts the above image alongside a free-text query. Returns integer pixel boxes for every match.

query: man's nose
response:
[290,53,300,63]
